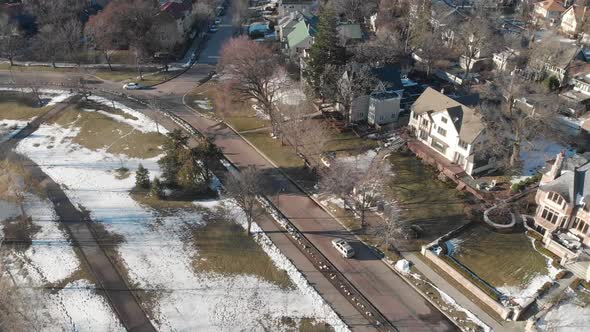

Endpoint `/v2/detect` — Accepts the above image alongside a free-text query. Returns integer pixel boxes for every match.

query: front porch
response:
[407,138,467,179]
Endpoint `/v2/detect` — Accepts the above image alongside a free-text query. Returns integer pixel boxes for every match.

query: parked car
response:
[123,82,143,90]
[209,25,219,33]
[214,17,222,25]
[331,238,355,258]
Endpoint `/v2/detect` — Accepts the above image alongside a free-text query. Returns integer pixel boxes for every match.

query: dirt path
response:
[0,98,157,332]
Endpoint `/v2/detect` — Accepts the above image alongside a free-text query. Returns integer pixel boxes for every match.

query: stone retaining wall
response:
[421,245,512,320]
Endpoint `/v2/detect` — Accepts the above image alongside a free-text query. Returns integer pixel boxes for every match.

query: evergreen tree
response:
[192,138,222,186]
[135,163,150,189]
[158,129,189,186]
[306,5,345,93]
[150,177,164,198]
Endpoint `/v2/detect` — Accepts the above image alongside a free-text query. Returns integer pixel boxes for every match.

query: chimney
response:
[542,150,566,184]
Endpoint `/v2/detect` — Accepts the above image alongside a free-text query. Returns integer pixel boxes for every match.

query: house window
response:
[412,112,418,119]
[547,192,564,206]
[441,117,448,124]
[458,139,468,150]
[584,223,590,235]
[541,206,560,224]
[573,217,581,229]
[431,139,447,154]
[419,130,428,140]
[421,118,429,126]
[437,127,447,137]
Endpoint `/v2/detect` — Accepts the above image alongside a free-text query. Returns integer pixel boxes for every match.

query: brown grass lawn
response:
[49,102,168,159]
[191,208,293,290]
[448,224,550,289]
[187,82,269,132]
[0,91,49,120]
[387,151,469,241]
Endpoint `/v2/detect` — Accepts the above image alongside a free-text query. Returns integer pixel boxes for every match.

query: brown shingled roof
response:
[412,87,484,143]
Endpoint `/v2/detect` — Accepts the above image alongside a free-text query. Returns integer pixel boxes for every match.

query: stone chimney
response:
[541,150,566,184]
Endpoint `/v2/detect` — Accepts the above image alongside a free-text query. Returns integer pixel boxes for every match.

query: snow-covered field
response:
[13,95,346,331]
[0,89,76,143]
[537,288,590,331]
[0,195,123,331]
[0,119,27,143]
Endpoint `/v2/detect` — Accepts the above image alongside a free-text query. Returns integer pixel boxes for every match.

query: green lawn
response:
[387,151,469,240]
[448,224,551,289]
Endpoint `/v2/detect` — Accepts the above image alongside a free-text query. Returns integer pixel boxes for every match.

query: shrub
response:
[544,76,560,92]
[538,281,554,296]
[135,164,150,189]
[555,270,569,280]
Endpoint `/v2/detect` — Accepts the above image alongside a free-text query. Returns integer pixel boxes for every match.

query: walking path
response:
[0,97,157,332]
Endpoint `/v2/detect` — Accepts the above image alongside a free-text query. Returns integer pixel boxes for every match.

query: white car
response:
[209,25,219,33]
[123,82,143,90]
[332,238,355,258]
[214,17,222,25]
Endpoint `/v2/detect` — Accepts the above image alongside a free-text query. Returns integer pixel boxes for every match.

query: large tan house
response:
[531,152,590,279]
[408,88,495,176]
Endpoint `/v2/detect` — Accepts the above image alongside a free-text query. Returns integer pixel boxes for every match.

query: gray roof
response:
[411,87,484,143]
[540,153,590,205]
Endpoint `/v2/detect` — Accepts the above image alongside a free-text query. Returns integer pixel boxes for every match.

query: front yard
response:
[445,224,560,306]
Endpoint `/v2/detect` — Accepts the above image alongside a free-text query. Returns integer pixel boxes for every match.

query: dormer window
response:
[441,117,448,124]
[548,192,565,206]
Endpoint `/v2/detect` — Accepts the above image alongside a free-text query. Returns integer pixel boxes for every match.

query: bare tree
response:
[320,152,390,226]
[85,4,123,71]
[454,17,497,88]
[371,203,406,250]
[478,74,558,171]
[219,36,284,135]
[414,30,452,77]
[224,165,264,234]
[299,119,330,169]
[330,0,378,24]
[0,16,24,67]
[351,32,405,65]
[321,62,376,123]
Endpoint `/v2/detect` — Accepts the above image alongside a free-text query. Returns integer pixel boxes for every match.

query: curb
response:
[208,114,467,330]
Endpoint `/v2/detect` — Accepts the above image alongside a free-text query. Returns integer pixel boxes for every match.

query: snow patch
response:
[87,95,168,133]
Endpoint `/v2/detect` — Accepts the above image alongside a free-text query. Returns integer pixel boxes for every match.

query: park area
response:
[0,89,345,331]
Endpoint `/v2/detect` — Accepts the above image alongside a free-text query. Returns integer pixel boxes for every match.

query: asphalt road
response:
[0,5,457,331]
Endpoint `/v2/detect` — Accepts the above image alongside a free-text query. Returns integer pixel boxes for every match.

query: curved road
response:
[0,5,457,332]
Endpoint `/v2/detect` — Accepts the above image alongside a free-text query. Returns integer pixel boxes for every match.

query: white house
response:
[561,5,588,36]
[493,48,521,71]
[278,0,316,17]
[408,88,494,176]
[341,64,404,126]
[535,0,567,21]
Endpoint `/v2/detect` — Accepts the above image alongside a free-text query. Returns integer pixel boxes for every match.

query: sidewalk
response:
[404,252,519,332]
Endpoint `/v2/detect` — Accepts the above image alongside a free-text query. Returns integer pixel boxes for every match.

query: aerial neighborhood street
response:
[2,0,590,331]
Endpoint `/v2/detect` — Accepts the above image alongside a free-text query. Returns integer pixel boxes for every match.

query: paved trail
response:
[0,98,157,332]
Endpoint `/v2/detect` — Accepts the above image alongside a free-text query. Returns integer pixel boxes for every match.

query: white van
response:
[331,238,355,258]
